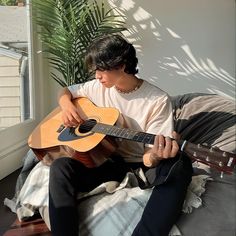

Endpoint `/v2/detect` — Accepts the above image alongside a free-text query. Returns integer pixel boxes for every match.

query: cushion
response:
[171,93,236,236]
[171,93,236,153]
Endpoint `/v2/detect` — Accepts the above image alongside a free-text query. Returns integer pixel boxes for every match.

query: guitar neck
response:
[93,123,156,145]
[92,123,185,146]
[92,123,235,174]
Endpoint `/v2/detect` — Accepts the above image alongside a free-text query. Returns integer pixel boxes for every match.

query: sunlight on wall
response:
[159,43,235,99]
[108,0,235,99]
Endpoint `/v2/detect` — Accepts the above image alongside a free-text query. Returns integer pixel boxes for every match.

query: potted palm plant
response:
[32,0,126,86]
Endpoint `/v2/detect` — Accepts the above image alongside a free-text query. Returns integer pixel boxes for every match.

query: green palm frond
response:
[32,0,127,86]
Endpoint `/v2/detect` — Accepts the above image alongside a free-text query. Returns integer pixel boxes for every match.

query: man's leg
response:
[132,155,193,236]
[49,157,127,236]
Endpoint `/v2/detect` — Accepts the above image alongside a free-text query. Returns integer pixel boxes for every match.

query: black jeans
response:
[49,154,192,236]
[132,154,193,236]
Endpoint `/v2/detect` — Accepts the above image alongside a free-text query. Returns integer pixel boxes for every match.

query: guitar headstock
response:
[182,141,236,174]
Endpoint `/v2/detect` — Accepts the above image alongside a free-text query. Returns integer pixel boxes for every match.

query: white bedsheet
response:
[4,161,211,236]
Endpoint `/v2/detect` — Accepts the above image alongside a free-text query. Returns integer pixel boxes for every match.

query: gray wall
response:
[108,0,235,99]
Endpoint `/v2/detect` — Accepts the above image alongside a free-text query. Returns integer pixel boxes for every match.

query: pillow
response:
[171,93,236,153]
[171,93,236,236]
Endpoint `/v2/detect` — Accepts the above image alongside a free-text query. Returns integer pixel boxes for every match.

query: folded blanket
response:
[4,160,211,236]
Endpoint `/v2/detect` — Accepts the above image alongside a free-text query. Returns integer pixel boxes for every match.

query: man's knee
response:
[50,157,70,169]
[49,157,74,180]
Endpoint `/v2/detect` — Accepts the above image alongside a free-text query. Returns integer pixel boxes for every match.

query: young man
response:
[49,34,193,236]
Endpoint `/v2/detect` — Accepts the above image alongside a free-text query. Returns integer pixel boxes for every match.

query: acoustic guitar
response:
[28,97,236,174]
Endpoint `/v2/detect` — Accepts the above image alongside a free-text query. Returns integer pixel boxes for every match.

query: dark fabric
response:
[49,157,128,236]
[171,93,236,153]
[142,153,189,188]
[177,170,236,236]
[132,154,193,236]
[171,93,236,236]
[49,153,193,236]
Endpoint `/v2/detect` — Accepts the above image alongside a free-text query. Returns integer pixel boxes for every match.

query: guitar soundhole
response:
[79,119,97,133]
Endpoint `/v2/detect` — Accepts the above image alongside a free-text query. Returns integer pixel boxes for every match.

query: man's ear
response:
[120,64,126,71]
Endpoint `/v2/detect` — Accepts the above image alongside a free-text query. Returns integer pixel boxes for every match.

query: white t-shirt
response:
[68,79,173,162]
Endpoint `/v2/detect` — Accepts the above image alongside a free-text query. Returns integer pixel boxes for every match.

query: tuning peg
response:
[227,157,234,167]
[210,147,214,152]
[202,142,209,146]
[218,161,223,167]
[206,156,210,162]
[222,152,227,157]
[220,171,224,178]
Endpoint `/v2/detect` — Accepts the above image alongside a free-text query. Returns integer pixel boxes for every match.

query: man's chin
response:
[101,83,112,88]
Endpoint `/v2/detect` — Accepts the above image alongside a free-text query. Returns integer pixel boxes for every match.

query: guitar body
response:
[28,97,119,152]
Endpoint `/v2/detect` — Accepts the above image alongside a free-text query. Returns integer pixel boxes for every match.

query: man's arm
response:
[58,87,83,127]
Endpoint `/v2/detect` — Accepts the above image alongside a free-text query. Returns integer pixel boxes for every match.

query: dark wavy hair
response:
[85,34,138,75]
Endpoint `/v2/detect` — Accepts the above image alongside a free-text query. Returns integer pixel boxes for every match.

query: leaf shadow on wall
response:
[110,1,235,99]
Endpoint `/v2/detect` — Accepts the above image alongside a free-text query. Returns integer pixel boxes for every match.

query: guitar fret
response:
[93,124,156,144]
[108,126,119,136]
[128,130,138,139]
[93,124,107,134]
[134,132,146,143]
[143,134,155,144]
[113,127,123,137]
[106,126,115,136]
[121,130,129,138]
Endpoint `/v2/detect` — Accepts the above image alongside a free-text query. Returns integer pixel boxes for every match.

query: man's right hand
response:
[61,102,83,127]
[58,87,83,127]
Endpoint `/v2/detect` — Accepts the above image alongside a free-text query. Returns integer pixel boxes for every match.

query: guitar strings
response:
[72,120,135,135]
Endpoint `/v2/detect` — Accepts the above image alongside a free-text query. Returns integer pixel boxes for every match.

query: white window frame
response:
[0,2,45,180]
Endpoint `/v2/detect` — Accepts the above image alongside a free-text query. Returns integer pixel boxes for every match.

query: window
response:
[0,1,42,179]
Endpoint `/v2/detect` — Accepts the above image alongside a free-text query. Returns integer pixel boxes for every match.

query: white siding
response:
[0,87,20,96]
[0,55,21,129]
[0,66,19,76]
[0,107,20,116]
[0,56,19,65]
[0,77,20,86]
[0,117,20,128]
[0,97,20,106]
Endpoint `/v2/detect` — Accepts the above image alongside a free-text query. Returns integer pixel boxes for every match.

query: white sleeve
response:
[67,79,98,100]
[146,95,174,138]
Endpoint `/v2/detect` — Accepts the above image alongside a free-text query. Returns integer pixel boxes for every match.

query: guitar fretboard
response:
[92,123,156,144]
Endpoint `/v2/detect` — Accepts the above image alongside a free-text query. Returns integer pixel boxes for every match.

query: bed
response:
[4,93,236,236]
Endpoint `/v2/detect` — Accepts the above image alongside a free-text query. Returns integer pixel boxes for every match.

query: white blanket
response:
[4,161,212,236]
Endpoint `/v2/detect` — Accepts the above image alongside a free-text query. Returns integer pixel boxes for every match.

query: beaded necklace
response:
[115,79,142,94]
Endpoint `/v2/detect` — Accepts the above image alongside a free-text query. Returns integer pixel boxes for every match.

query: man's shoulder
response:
[143,80,169,97]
